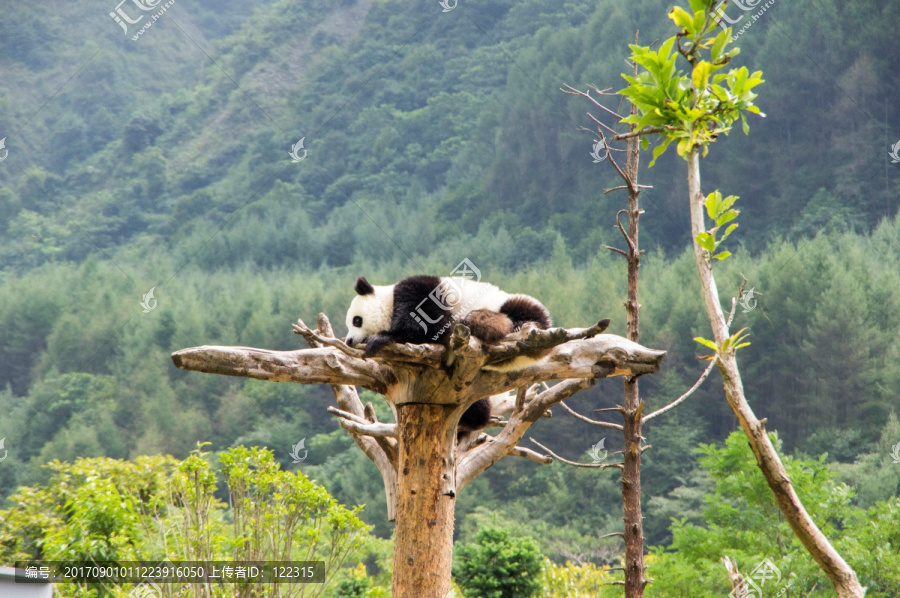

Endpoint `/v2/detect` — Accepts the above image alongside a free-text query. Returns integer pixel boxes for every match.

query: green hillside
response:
[2,0,897,271]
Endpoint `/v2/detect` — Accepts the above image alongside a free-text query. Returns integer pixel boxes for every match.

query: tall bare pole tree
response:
[172,313,665,596]
[553,39,713,595]
[559,73,652,595]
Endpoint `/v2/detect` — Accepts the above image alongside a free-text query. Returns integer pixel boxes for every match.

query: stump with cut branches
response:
[172,313,665,597]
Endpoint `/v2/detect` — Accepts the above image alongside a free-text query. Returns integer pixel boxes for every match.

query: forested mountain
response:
[1,0,899,575]
[2,0,898,271]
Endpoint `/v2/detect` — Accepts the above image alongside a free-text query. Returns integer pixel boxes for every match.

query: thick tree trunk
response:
[686,149,865,597]
[392,402,457,598]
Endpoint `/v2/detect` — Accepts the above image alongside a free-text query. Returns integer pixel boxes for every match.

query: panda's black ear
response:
[355,277,375,296]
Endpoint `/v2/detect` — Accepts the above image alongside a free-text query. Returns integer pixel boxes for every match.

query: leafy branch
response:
[696,190,739,261]
[618,0,764,167]
[694,327,751,360]
[616,1,866,594]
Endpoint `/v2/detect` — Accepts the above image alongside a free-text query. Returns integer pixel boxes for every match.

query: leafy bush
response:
[0,445,372,597]
[452,527,543,598]
[647,431,900,597]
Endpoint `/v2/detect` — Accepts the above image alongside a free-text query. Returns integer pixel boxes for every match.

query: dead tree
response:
[550,47,658,593]
[541,39,713,595]
[556,79,653,594]
[172,313,665,597]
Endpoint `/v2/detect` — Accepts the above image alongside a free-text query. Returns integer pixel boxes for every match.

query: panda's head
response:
[345,277,394,348]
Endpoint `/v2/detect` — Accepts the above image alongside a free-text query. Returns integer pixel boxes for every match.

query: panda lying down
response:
[344,275,552,432]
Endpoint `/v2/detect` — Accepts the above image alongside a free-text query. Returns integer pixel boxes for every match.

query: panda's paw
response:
[363,332,395,357]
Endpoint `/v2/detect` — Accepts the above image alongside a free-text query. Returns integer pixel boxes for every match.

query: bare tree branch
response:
[561,83,624,120]
[487,388,550,419]
[293,317,365,357]
[597,129,633,191]
[171,345,394,393]
[457,378,596,490]
[327,406,398,438]
[643,359,716,422]
[558,401,624,431]
[507,445,553,464]
[515,385,527,411]
[588,84,616,95]
[723,556,749,598]
[615,209,637,257]
[605,184,653,194]
[481,319,610,367]
[294,315,447,368]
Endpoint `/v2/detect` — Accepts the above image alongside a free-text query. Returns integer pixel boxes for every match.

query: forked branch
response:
[481,319,610,367]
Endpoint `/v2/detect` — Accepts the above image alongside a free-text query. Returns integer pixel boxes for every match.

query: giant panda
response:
[344,275,552,431]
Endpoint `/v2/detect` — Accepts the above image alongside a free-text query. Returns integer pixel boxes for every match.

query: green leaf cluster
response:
[694,328,750,359]
[619,0,764,166]
[695,190,740,261]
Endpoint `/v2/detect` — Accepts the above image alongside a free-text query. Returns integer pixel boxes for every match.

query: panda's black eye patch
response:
[353,316,363,327]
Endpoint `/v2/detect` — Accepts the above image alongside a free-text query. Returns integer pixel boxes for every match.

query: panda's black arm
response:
[388,275,451,343]
[364,330,404,357]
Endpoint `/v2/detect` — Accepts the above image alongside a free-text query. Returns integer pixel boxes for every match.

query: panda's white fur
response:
[345,276,550,372]
[345,282,395,347]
